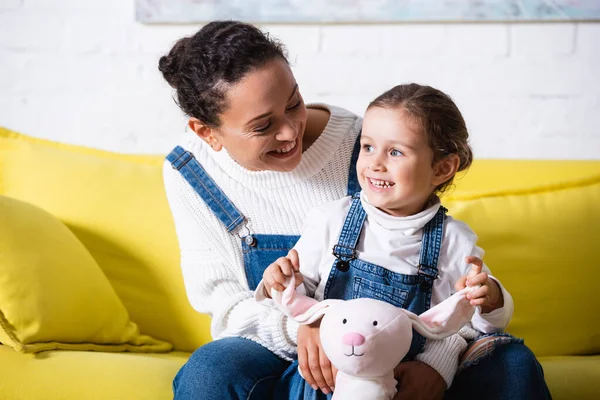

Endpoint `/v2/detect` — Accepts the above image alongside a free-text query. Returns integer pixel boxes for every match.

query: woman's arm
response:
[163,163,299,359]
[414,334,468,389]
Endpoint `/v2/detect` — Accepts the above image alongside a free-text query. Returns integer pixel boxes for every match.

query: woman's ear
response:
[432,154,460,186]
[188,118,223,152]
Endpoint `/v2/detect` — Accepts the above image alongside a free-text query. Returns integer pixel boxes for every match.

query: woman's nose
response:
[275,121,298,142]
[342,332,365,347]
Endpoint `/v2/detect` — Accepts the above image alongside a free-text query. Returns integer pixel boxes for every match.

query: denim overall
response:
[324,193,446,359]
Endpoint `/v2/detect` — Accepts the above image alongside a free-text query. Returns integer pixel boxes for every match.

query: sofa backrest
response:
[1,127,599,356]
[444,160,600,357]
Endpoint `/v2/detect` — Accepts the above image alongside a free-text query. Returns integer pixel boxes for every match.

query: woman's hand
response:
[297,320,337,395]
[262,249,304,297]
[393,360,445,400]
[455,256,503,313]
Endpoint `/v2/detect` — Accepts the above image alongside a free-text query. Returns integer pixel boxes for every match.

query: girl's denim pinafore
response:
[323,193,446,359]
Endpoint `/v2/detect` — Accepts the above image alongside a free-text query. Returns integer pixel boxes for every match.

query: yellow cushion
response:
[444,160,600,357]
[539,355,600,400]
[0,195,172,353]
[0,127,211,352]
[0,344,189,400]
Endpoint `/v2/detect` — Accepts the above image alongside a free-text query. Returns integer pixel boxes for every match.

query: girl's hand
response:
[455,256,503,313]
[262,249,303,297]
[297,320,337,395]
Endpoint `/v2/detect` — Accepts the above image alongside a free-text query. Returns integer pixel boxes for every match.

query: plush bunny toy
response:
[270,275,477,400]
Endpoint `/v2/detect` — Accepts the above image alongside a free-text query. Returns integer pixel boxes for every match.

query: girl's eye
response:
[390,149,403,157]
[286,100,302,111]
[362,144,374,153]
[254,122,271,133]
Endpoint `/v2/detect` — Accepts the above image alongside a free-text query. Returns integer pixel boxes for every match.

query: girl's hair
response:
[158,21,288,127]
[368,83,473,194]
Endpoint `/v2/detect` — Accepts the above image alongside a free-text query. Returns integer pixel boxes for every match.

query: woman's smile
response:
[268,138,300,159]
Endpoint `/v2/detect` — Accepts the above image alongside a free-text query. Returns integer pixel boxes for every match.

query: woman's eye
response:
[286,100,302,111]
[254,122,271,133]
[390,149,403,157]
[362,144,373,153]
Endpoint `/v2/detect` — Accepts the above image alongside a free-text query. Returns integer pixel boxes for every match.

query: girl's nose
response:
[342,332,365,347]
[369,161,385,172]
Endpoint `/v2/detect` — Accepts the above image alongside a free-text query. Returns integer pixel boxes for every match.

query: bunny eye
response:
[342,319,347,324]
[373,321,378,326]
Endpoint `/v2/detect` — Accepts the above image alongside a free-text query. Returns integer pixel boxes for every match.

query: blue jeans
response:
[173,338,551,400]
[445,342,552,400]
[173,338,289,400]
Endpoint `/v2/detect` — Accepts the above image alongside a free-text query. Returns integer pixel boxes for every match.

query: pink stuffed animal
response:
[271,275,477,400]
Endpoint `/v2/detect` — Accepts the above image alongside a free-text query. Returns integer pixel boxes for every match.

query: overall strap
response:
[166,146,246,234]
[346,130,362,196]
[332,193,366,267]
[417,206,448,280]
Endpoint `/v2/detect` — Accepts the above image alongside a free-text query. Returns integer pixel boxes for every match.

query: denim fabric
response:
[346,131,361,196]
[324,194,446,360]
[445,342,552,400]
[167,146,246,233]
[242,234,300,291]
[173,337,291,400]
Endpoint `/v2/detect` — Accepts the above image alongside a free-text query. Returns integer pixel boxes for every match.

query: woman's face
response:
[208,58,307,172]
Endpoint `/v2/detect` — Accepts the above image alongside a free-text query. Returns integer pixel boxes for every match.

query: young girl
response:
[257,83,514,395]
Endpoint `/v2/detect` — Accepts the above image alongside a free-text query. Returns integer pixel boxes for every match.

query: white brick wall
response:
[1,0,599,159]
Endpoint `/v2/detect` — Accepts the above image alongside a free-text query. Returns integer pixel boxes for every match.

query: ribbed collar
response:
[360,191,441,236]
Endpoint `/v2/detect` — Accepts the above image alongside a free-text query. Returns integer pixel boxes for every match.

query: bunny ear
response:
[405,287,475,340]
[270,274,341,325]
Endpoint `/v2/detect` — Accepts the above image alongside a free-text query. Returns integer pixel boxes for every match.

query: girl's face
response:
[357,107,448,217]
[202,58,307,172]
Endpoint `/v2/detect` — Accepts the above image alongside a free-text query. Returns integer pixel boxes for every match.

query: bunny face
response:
[269,273,476,383]
[320,298,413,378]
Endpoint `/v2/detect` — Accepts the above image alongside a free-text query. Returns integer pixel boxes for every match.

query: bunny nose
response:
[342,332,365,346]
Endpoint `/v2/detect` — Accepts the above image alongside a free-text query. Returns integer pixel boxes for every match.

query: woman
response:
[159,20,551,400]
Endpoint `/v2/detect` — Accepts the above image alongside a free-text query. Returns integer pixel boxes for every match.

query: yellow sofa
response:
[0,127,598,399]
